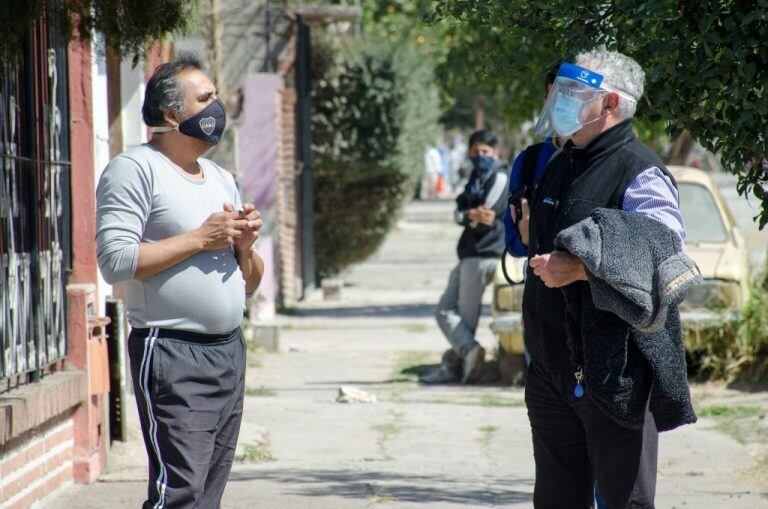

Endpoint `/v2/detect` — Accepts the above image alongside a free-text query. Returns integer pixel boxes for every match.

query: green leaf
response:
[433,0,768,227]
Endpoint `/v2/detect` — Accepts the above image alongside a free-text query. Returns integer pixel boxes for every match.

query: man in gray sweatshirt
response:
[96,53,263,508]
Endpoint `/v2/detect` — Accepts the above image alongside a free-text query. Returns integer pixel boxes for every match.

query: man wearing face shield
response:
[421,130,509,385]
[96,53,264,508]
[519,50,687,508]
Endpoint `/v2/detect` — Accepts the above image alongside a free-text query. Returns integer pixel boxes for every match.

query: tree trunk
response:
[665,130,696,166]
[474,94,485,130]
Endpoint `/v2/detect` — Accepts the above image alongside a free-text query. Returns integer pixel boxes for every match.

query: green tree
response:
[311,36,441,277]
[360,1,572,153]
[0,0,198,60]
[435,0,768,225]
[358,0,446,183]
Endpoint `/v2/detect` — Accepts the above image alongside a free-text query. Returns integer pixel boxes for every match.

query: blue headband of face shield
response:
[534,63,638,138]
[557,62,605,88]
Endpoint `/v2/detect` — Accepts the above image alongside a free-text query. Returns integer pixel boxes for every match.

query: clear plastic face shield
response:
[534,63,637,139]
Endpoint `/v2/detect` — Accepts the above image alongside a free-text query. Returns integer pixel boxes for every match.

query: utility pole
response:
[105,44,124,159]
[210,0,222,91]
[265,0,271,72]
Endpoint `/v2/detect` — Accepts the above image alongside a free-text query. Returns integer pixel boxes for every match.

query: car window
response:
[678,182,729,244]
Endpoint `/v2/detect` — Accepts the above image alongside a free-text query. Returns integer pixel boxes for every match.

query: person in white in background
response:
[423,144,443,199]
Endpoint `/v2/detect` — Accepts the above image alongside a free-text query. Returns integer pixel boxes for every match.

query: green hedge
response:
[311,37,441,278]
[689,276,768,383]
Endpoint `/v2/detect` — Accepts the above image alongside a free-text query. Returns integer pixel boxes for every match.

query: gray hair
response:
[141,52,203,127]
[575,49,645,120]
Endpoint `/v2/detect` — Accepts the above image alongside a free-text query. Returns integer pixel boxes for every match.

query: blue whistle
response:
[574,366,585,398]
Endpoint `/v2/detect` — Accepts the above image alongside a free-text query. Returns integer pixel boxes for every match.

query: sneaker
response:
[419,366,460,384]
[441,349,462,373]
[461,345,485,384]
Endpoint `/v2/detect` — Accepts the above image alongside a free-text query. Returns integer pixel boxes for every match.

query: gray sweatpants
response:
[128,327,246,509]
[435,257,499,358]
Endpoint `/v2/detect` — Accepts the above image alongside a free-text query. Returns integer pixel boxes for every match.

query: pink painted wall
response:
[237,74,282,210]
[236,74,283,317]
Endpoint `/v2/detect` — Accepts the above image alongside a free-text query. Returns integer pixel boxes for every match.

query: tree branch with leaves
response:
[435,0,768,226]
[0,0,199,61]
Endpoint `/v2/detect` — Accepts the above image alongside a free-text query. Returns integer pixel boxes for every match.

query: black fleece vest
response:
[522,120,675,369]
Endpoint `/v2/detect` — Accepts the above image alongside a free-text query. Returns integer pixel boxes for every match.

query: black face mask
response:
[470,154,496,174]
[154,98,227,144]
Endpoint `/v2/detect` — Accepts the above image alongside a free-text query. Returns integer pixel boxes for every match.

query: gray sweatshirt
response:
[96,144,247,334]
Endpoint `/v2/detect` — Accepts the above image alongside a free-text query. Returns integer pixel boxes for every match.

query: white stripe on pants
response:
[138,328,168,508]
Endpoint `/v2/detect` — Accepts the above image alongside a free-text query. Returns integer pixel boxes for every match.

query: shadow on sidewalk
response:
[229,467,534,505]
[291,304,436,319]
[304,358,507,387]
[291,303,491,319]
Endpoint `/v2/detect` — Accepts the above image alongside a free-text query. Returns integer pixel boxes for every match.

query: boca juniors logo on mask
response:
[199,117,216,136]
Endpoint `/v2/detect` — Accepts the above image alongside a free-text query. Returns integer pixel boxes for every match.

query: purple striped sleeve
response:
[622,167,686,248]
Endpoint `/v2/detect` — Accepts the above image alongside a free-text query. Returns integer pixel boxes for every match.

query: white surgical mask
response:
[551,94,607,137]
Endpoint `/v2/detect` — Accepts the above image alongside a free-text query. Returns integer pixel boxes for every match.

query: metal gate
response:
[0,15,71,393]
[294,15,316,296]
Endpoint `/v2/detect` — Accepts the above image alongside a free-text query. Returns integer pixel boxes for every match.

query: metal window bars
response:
[1,14,70,393]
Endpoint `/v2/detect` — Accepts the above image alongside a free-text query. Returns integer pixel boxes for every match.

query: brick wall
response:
[0,370,87,508]
[0,413,75,508]
[278,88,300,304]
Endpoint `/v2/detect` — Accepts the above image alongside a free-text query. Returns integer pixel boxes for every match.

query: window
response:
[1,17,70,392]
[678,182,729,244]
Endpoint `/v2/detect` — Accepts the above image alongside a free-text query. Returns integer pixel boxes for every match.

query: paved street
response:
[41,198,768,508]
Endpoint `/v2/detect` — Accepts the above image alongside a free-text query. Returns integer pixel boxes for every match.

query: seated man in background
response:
[421,130,509,384]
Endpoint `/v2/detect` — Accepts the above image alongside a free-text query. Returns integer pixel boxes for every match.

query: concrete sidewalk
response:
[41,199,768,508]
